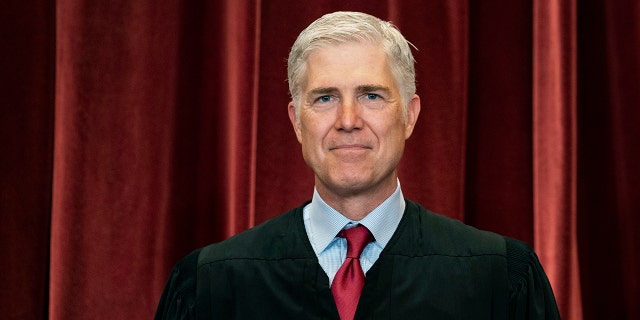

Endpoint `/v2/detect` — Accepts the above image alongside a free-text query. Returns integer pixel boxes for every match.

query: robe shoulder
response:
[505,237,561,319]
[398,200,507,256]
[154,248,200,320]
[155,203,312,320]
[198,203,313,265]
[400,201,560,319]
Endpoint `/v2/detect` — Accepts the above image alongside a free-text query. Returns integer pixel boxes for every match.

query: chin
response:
[326,176,376,194]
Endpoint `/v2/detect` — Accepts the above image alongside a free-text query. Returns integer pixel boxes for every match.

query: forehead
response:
[303,42,395,91]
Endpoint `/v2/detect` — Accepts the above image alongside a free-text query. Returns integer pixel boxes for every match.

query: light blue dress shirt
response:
[303,181,405,285]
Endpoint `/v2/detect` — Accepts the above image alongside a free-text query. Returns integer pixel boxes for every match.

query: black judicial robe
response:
[155,200,560,319]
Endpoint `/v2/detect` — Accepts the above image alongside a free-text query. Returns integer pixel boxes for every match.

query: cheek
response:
[301,125,321,144]
[378,123,408,151]
[300,117,332,143]
[299,127,325,160]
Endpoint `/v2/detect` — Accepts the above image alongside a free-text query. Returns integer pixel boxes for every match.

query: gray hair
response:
[287,11,416,116]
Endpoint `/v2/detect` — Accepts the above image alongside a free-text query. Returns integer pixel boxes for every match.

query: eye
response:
[365,93,380,100]
[358,92,387,109]
[316,95,332,103]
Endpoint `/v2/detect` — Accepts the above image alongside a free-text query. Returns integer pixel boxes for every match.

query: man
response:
[156,11,560,319]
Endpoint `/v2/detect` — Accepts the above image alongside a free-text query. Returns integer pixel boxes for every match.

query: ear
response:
[404,94,421,139]
[288,101,303,143]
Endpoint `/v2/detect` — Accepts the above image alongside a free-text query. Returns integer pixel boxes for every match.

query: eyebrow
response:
[307,85,391,96]
[356,85,391,95]
[308,87,339,96]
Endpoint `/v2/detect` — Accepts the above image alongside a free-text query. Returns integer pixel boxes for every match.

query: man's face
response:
[288,41,420,200]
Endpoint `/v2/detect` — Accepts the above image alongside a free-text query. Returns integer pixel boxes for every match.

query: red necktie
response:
[331,224,373,320]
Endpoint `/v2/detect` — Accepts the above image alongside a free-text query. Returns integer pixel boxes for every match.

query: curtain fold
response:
[0,1,54,319]
[1,0,638,319]
[603,3,640,317]
[532,1,582,319]
[576,1,640,318]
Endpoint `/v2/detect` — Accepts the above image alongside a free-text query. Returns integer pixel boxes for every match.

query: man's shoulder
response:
[198,202,314,265]
[400,200,507,257]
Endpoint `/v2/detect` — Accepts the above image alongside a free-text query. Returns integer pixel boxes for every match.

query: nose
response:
[335,98,362,131]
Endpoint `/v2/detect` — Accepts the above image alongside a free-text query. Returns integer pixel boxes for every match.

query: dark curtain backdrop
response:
[1,0,638,319]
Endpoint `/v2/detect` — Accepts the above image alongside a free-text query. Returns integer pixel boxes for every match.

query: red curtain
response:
[1,0,638,319]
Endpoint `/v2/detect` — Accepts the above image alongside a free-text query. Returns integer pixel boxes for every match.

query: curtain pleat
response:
[218,0,261,235]
[1,0,638,319]
[576,1,640,319]
[532,1,582,319]
[604,3,640,318]
[0,1,54,319]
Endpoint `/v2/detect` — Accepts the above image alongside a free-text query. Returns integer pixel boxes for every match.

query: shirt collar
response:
[307,180,405,254]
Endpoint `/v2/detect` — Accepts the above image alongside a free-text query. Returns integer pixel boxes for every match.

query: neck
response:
[316,178,397,221]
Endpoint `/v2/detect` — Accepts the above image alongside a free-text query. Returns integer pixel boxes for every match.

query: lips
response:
[329,144,372,151]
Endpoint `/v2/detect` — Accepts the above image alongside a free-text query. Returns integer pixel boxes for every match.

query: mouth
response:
[329,144,372,151]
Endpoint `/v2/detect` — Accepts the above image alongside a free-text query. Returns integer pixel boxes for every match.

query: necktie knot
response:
[339,225,373,258]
